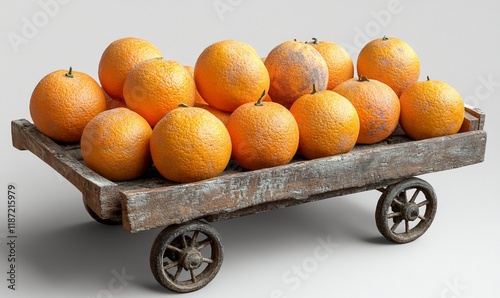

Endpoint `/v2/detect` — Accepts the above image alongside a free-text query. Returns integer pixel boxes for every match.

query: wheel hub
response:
[403,203,419,221]
[181,248,203,270]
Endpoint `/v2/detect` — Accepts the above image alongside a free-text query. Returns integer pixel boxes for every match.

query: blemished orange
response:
[225,92,299,170]
[29,67,106,143]
[264,40,329,109]
[194,40,270,112]
[150,106,232,183]
[98,37,163,100]
[357,36,420,97]
[104,88,127,110]
[399,77,465,140]
[185,65,208,105]
[195,103,232,125]
[290,88,360,159]
[123,58,196,127]
[334,76,400,144]
[307,38,354,90]
[81,108,152,181]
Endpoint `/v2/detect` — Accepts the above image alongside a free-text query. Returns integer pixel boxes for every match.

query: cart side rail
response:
[11,119,121,221]
[122,129,487,233]
[460,105,485,132]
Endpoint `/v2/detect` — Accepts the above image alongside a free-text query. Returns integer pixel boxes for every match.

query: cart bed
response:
[11,106,486,233]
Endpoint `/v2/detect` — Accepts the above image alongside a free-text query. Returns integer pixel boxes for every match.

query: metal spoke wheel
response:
[376,177,437,244]
[84,202,122,225]
[150,220,223,293]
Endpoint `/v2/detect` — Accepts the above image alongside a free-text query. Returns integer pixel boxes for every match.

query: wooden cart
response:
[10,105,486,293]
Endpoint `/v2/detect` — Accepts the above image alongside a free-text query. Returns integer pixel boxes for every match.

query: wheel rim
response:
[84,202,122,225]
[376,178,437,244]
[151,220,223,293]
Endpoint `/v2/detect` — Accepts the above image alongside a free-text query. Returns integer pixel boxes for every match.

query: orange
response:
[81,108,152,181]
[290,87,359,159]
[150,106,232,183]
[307,38,354,90]
[185,65,208,105]
[225,92,299,170]
[195,103,232,125]
[357,36,420,97]
[98,37,163,100]
[334,76,400,144]
[264,40,329,109]
[105,98,126,110]
[399,77,465,140]
[194,40,270,112]
[104,88,127,110]
[29,67,106,143]
[123,58,196,127]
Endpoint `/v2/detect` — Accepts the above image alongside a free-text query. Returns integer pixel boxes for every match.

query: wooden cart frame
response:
[11,105,486,293]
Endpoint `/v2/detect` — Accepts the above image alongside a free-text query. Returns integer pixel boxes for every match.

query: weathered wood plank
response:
[11,119,121,221]
[465,104,486,130]
[122,130,487,233]
[204,178,403,223]
[459,110,479,132]
[11,108,487,233]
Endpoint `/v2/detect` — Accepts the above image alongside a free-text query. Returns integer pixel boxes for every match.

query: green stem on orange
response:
[382,35,389,41]
[254,90,266,106]
[358,75,370,82]
[427,76,431,81]
[178,103,189,108]
[65,67,74,78]
[311,37,319,44]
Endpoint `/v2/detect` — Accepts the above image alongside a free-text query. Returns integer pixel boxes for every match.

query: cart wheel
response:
[150,220,223,293]
[376,177,437,244]
[84,203,121,225]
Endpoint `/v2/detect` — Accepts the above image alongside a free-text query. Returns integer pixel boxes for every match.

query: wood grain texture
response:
[460,105,486,132]
[11,105,487,234]
[465,105,486,130]
[11,119,121,222]
[122,130,486,233]
[460,111,478,132]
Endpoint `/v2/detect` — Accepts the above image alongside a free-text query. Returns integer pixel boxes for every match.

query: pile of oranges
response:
[29,36,465,183]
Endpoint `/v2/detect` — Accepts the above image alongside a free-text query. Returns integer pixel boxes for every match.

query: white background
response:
[1,0,499,297]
